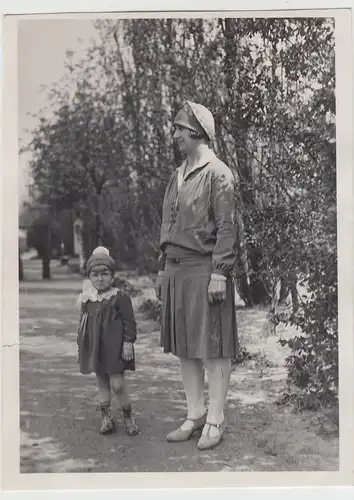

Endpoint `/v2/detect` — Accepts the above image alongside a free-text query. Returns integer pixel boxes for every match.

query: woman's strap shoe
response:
[166,414,206,442]
[196,421,226,450]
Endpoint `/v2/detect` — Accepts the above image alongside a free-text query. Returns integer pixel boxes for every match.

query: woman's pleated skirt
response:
[160,246,239,359]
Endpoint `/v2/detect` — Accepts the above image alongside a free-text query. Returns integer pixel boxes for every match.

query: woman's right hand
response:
[155,272,164,301]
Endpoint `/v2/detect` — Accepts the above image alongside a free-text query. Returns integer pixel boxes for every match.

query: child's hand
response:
[122,342,134,362]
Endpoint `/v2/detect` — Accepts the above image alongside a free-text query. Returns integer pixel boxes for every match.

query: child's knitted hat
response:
[86,246,116,275]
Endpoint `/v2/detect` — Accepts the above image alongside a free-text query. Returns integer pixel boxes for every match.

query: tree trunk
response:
[42,254,51,279]
[96,213,101,246]
[19,255,24,281]
[222,19,269,306]
[63,209,75,256]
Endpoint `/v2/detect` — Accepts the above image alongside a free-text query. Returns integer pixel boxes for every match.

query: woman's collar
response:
[177,147,216,179]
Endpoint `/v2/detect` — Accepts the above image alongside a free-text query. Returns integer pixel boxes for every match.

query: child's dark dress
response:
[77,288,136,375]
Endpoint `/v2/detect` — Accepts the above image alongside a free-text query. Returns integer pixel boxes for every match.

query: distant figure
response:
[155,101,239,450]
[59,242,69,266]
[77,246,139,436]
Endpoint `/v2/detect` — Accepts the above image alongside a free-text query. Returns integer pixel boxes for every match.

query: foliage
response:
[24,17,337,408]
[113,276,141,297]
[276,247,337,410]
[139,298,162,322]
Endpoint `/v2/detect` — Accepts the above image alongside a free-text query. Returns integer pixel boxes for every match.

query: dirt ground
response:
[19,259,339,473]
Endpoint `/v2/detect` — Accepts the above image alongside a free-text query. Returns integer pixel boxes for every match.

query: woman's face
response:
[173,125,198,155]
[89,265,114,292]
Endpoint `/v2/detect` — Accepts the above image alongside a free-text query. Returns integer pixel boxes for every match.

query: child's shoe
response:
[122,405,139,436]
[99,406,116,435]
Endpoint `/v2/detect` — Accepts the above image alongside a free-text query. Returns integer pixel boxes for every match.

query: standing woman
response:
[155,101,238,450]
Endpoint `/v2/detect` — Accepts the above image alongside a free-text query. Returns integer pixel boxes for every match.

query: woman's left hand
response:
[208,275,227,303]
[122,342,134,362]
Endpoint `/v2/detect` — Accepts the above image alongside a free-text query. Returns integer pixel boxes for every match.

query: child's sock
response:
[110,374,132,408]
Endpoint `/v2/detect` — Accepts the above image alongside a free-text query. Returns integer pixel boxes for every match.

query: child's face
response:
[89,265,114,293]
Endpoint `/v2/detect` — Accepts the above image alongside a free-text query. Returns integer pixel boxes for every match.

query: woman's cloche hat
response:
[173,101,215,141]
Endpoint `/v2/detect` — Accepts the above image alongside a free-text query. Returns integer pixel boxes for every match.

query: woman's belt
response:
[164,244,212,264]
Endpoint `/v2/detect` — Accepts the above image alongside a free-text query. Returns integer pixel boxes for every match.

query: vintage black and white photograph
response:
[9,10,348,480]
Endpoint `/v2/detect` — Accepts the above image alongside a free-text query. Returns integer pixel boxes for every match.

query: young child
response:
[77,246,138,436]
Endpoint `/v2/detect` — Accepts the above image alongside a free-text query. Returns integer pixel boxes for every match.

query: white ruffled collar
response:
[77,279,120,304]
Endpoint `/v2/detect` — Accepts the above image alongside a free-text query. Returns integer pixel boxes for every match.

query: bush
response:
[275,251,337,410]
[231,346,253,365]
[113,276,141,297]
[139,298,162,322]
